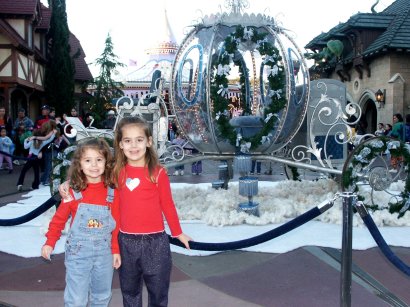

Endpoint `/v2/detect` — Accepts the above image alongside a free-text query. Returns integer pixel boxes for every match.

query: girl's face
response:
[119,125,152,167]
[80,148,106,183]
[0,129,6,137]
[0,108,5,117]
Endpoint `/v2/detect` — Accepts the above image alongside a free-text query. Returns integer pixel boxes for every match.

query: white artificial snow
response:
[1,179,410,258]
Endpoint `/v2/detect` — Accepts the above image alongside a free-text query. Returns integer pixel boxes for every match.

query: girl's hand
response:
[58,181,72,202]
[113,254,121,269]
[177,233,192,250]
[41,245,53,260]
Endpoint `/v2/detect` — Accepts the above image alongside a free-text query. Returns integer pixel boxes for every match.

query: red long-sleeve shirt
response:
[44,182,120,254]
[119,165,182,237]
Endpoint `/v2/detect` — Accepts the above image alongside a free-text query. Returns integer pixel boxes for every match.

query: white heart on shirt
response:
[126,178,140,191]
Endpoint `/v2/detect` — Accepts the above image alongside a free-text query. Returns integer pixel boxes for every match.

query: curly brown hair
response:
[68,138,114,191]
[111,116,159,188]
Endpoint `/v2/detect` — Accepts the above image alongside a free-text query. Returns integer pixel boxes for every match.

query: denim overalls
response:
[64,187,115,307]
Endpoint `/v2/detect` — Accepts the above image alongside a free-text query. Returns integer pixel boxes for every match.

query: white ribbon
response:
[217,64,231,76]
[268,89,282,99]
[261,133,273,144]
[266,65,279,77]
[240,142,251,153]
[262,56,275,65]
[243,27,254,40]
[217,85,229,96]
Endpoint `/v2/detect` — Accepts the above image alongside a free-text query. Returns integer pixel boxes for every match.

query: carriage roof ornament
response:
[200,0,276,27]
[225,0,249,14]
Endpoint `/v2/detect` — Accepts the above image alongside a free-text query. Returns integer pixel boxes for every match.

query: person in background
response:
[171,132,186,176]
[384,123,392,136]
[390,113,404,171]
[35,105,51,129]
[390,113,404,141]
[83,113,94,128]
[49,107,56,120]
[55,114,68,135]
[42,138,120,307]
[404,114,410,143]
[70,108,82,121]
[251,160,261,175]
[12,108,34,165]
[16,127,56,191]
[168,118,177,141]
[0,106,13,137]
[185,142,202,175]
[13,108,34,132]
[102,110,116,129]
[374,122,385,136]
[40,120,58,186]
[14,124,32,164]
[0,127,13,173]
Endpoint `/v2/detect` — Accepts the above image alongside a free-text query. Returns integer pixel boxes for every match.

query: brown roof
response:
[37,3,51,30]
[69,33,93,81]
[0,0,37,15]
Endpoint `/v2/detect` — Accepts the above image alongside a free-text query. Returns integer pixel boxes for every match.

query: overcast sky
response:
[42,0,395,76]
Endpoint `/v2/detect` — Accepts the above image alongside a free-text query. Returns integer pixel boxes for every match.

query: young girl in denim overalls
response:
[42,138,121,307]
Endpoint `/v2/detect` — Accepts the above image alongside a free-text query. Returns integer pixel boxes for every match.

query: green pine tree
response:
[44,0,75,116]
[89,33,125,127]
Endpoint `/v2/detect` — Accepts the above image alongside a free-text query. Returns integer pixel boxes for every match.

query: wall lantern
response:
[375,89,385,108]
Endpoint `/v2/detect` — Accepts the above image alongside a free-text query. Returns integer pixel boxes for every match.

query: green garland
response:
[342,137,410,218]
[211,26,287,149]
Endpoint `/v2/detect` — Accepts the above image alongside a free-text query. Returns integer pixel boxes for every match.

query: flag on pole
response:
[129,59,138,66]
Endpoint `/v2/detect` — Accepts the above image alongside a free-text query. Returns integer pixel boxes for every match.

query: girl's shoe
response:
[17,185,22,191]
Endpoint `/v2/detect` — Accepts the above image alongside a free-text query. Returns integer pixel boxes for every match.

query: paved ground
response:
[0,161,409,306]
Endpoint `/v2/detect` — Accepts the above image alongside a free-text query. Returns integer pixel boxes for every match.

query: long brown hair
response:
[112,116,159,188]
[68,138,114,191]
[40,120,59,137]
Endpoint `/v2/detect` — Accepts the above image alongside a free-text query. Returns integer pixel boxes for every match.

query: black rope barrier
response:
[169,205,325,251]
[0,190,331,253]
[360,212,410,276]
[0,194,61,226]
[354,201,410,276]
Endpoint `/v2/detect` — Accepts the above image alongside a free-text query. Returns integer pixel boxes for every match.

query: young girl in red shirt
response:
[112,116,191,307]
[42,138,121,307]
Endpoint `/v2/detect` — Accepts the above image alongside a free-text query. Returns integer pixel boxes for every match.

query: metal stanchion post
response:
[340,191,356,307]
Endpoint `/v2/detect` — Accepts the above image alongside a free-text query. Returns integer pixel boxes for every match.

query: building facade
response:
[0,0,92,120]
[305,0,410,133]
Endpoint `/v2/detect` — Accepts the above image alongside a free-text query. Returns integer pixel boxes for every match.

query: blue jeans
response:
[118,232,172,307]
[251,161,261,174]
[64,238,113,307]
[40,150,53,184]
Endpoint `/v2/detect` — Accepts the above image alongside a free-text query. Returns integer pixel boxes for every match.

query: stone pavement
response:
[0,161,410,306]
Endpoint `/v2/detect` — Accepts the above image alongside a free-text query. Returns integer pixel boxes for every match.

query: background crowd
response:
[0,105,117,189]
